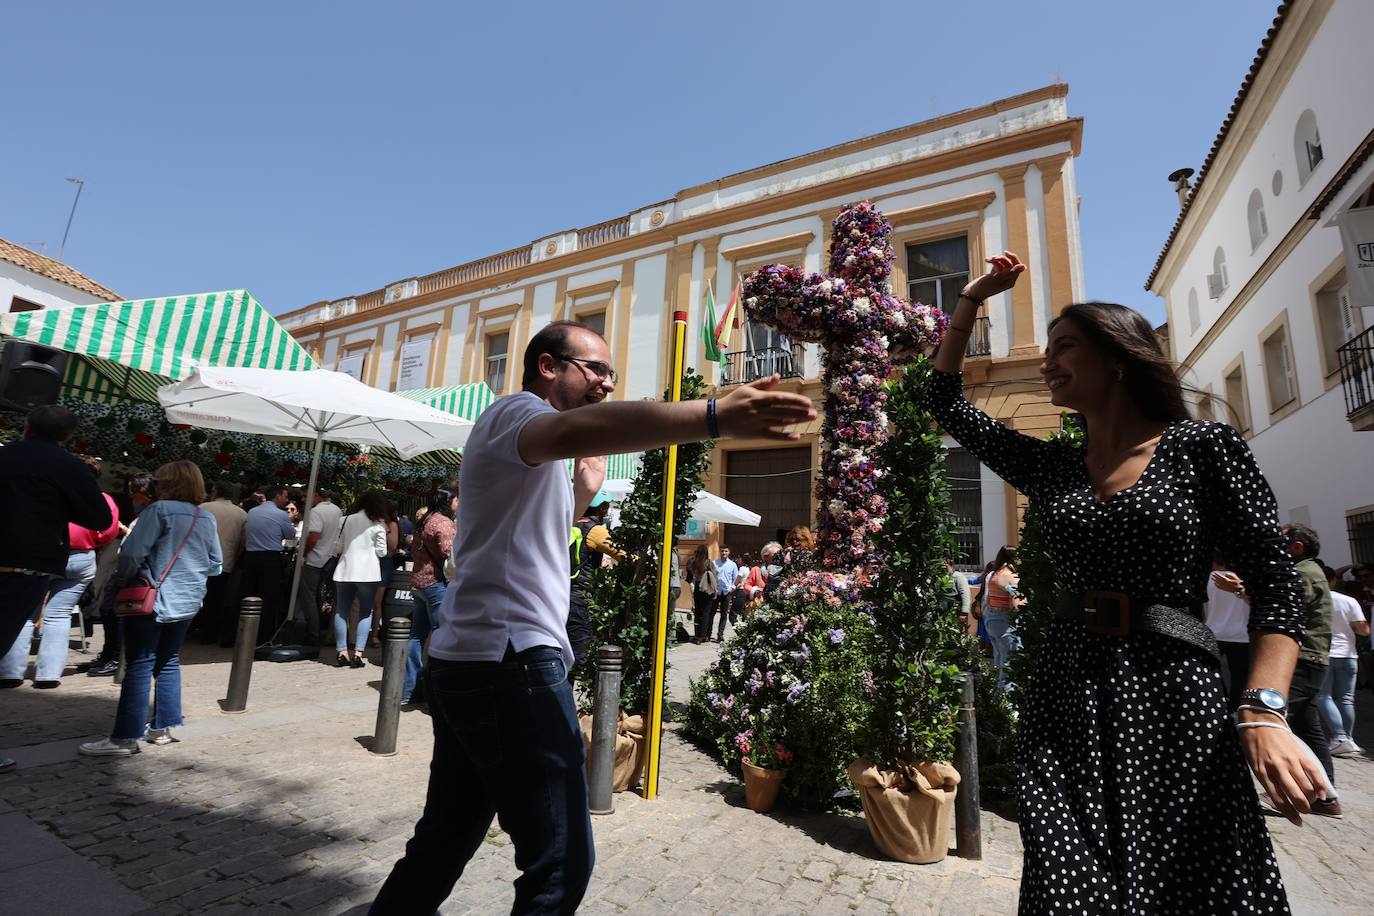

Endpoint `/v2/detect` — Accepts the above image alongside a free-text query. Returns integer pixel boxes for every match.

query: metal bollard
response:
[587,644,624,815]
[953,670,982,859]
[371,615,411,756]
[222,598,262,714]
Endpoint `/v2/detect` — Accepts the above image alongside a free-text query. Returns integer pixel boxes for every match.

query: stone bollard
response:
[222,597,262,714]
[953,670,982,859]
[371,615,411,756]
[587,644,624,816]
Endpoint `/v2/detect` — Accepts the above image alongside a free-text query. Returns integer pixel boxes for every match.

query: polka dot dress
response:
[926,370,1305,915]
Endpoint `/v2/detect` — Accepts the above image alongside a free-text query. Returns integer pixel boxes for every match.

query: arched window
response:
[1209,247,1229,299]
[1247,189,1268,249]
[1187,288,1200,334]
[1294,109,1323,183]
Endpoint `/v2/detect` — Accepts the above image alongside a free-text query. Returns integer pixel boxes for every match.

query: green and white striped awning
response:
[394,383,497,421]
[0,290,316,404]
[395,383,640,476]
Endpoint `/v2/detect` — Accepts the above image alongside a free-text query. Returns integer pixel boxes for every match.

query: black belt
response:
[1055,590,1219,662]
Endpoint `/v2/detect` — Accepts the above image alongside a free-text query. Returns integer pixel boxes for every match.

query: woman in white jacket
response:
[332,490,389,668]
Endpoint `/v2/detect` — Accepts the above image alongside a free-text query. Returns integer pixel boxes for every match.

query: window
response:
[1186,288,1200,335]
[8,297,41,313]
[1294,109,1323,184]
[579,311,606,339]
[1223,362,1250,433]
[1313,272,1363,379]
[1262,324,1297,413]
[1195,387,1216,421]
[946,448,983,570]
[485,332,509,394]
[1348,507,1374,565]
[1247,189,1268,249]
[906,235,970,313]
[1207,247,1230,300]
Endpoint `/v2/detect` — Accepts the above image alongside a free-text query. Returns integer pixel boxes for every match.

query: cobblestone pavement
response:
[1,630,1371,914]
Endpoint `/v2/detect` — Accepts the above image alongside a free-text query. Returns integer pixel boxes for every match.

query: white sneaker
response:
[145,728,176,746]
[79,738,140,757]
[1329,736,1363,758]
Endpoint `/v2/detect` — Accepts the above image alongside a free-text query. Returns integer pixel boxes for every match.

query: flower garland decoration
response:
[742,201,947,573]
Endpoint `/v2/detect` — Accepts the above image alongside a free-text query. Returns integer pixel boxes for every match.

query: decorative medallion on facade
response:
[650,210,665,227]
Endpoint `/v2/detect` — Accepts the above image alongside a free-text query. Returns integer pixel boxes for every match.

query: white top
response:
[429,392,574,666]
[1330,591,1365,659]
[305,500,343,568]
[1204,574,1250,644]
[333,512,388,583]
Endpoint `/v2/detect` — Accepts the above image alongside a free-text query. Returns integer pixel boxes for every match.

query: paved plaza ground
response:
[1,630,1371,915]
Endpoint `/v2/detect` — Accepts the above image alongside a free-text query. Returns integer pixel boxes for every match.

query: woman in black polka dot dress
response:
[918,253,1326,914]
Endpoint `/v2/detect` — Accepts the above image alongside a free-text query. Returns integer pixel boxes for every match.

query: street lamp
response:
[58,177,85,261]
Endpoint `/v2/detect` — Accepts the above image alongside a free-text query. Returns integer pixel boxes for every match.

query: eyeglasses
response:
[557,354,618,384]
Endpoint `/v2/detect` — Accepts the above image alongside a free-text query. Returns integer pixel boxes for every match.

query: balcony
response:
[721,344,805,386]
[964,315,991,358]
[1338,325,1374,431]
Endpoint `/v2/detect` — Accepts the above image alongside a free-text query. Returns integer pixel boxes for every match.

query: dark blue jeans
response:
[113,616,193,741]
[370,646,594,915]
[404,583,444,703]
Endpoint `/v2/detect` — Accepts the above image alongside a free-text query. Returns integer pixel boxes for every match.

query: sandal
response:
[336,653,349,667]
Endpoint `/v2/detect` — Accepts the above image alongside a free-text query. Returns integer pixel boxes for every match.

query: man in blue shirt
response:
[712,546,739,643]
[236,485,296,645]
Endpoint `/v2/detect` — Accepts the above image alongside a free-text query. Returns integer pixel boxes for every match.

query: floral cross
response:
[742,202,946,572]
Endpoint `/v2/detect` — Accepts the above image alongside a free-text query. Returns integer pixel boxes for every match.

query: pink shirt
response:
[68,493,120,551]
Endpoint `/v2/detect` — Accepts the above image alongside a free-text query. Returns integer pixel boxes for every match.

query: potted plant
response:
[849,361,969,864]
[736,715,794,813]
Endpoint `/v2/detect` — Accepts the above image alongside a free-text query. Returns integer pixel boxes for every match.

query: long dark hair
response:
[993,545,1018,572]
[427,482,458,518]
[348,490,389,523]
[1049,302,1190,424]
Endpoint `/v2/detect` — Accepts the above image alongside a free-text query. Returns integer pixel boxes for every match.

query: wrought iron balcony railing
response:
[964,315,991,358]
[722,344,805,386]
[1338,324,1374,425]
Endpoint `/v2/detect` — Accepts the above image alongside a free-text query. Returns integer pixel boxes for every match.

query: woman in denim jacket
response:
[81,461,222,757]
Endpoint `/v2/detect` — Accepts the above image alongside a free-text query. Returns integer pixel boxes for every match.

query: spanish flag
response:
[713,278,742,354]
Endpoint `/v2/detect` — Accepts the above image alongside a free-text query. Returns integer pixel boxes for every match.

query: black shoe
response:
[0,679,21,689]
[33,680,59,689]
[350,655,365,669]
[86,659,119,677]
[336,653,349,667]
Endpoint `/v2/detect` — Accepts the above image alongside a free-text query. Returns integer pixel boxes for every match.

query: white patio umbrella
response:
[599,478,762,527]
[158,366,476,639]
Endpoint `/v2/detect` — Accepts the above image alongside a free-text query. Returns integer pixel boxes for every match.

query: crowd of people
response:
[2,257,1372,913]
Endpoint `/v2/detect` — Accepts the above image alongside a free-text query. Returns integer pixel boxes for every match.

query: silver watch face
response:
[1256,688,1286,711]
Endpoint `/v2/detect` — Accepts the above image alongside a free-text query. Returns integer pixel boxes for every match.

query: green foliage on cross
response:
[575,368,714,715]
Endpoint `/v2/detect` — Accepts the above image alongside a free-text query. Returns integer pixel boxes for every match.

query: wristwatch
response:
[1239,687,1287,714]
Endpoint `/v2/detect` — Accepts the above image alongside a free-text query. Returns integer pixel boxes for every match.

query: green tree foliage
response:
[577,369,713,714]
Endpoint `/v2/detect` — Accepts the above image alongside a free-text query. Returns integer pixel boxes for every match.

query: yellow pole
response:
[643,308,688,799]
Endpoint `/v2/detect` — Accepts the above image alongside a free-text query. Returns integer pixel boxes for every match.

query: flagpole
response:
[643,309,688,800]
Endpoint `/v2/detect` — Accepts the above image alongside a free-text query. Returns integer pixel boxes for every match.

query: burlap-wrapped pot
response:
[579,712,646,792]
[847,757,960,864]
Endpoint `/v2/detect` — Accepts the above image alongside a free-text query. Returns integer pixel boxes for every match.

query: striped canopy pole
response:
[285,429,328,641]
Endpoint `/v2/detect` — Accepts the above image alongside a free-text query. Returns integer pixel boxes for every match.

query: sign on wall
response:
[337,350,367,382]
[1337,206,1374,307]
[397,337,432,390]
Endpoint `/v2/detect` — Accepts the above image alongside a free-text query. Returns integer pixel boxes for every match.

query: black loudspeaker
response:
[0,341,68,411]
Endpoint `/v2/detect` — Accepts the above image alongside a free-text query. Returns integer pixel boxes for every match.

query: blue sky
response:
[3,1,1280,326]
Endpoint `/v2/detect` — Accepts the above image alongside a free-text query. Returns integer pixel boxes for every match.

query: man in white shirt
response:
[1204,558,1252,708]
[370,320,815,915]
[293,489,342,645]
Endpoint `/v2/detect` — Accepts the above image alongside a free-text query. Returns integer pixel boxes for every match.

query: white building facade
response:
[1149,0,1374,567]
[0,238,119,314]
[280,85,1087,565]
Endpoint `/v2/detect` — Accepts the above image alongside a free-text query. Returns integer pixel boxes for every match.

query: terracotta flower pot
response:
[741,759,786,813]
[848,756,960,864]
